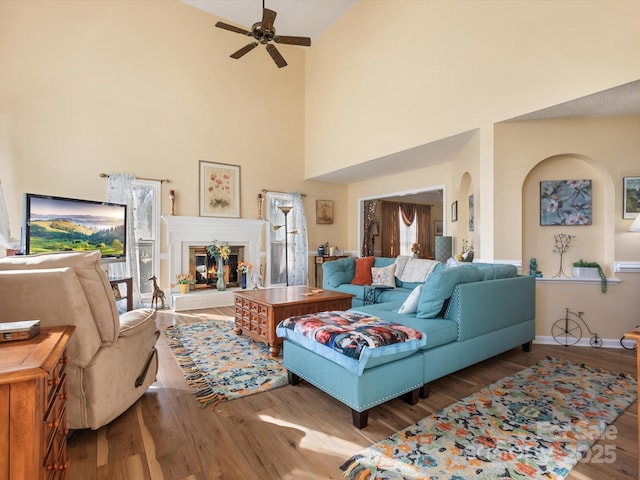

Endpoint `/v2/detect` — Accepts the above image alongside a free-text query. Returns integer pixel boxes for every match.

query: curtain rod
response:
[99,173,170,184]
[261,188,306,197]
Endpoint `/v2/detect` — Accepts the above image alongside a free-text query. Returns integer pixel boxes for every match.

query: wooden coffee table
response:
[233,286,354,356]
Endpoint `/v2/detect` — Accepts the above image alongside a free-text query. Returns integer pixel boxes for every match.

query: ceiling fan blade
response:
[261,8,277,32]
[274,35,312,47]
[215,21,250,36]
[230,42,259,59]
[266,43,287,68]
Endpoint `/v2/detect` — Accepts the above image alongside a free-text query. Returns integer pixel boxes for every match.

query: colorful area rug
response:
[341,357,637,479]
[164,317,288,408]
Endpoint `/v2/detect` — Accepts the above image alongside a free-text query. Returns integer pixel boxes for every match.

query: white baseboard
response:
[534,335,626,349]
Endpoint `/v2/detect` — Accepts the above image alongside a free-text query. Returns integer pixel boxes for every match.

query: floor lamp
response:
[273,206,297,286]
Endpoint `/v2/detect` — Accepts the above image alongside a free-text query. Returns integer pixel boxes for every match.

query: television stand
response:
[109,276,133,312]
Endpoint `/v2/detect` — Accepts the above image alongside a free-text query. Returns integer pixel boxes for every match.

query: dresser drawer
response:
[46,352,68,408]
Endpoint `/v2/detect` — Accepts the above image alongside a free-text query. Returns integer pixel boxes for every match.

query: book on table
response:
[0,319,41,342]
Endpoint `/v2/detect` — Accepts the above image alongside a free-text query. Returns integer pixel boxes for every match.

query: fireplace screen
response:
[189,245,244,289]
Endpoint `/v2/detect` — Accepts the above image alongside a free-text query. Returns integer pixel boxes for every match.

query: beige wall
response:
[2,1,639,341]
[0,0,347,286]
[306,1,640,178]
[494,115,640,340]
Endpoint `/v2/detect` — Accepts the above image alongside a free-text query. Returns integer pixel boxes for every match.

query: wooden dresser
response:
[0,325,75,480]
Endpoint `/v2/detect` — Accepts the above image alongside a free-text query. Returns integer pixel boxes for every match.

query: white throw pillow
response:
[398,285,422,314]
[371,264,396,287]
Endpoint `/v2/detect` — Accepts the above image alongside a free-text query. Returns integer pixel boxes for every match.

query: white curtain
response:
[289,192,308,286]
[107,173,142,308]
[0,179,14,254]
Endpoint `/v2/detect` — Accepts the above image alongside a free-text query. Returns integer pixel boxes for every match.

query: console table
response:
[0,325,75,479]
[109,276,133,312]
[234,286,354,356]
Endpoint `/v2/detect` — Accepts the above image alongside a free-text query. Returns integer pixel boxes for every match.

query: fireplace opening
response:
[189,245,244,289]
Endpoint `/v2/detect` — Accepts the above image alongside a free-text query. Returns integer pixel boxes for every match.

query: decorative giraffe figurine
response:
[149,275,165,310]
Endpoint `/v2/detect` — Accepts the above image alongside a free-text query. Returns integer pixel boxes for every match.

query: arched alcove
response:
[454,172,474,255]
[522,154,616,277]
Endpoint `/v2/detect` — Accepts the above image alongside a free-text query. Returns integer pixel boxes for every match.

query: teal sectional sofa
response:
[278,257,535,428]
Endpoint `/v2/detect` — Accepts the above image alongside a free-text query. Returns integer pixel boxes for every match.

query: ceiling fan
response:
[214,1,312,68]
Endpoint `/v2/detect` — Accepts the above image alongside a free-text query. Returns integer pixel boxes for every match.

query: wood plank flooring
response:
[66,307,639,479]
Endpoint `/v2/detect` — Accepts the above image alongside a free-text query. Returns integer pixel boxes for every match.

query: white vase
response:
[572,267,600,279]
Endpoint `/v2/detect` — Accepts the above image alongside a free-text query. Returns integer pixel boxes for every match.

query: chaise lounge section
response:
[278,258,535,428]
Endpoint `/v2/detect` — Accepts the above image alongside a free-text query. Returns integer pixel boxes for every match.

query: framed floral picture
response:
[623,176,640,219]
[540,179,592,225]
[199,161,241,218]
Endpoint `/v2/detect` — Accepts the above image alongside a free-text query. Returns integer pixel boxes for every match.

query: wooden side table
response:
[109,276,133,312]
[0,325,75,479]
[314,255,349,287]
[623,328,640,474]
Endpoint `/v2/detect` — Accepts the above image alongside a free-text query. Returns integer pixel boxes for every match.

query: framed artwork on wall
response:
[434,220,443,236]
[540,179,592,226]
[623,176,640,219]
[451,201,458,222]
[316,200,334,224]
[199,161,241,218]
[468,194,475,231]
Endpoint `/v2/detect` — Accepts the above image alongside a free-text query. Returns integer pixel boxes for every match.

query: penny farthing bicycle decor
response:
[551,307,603,348]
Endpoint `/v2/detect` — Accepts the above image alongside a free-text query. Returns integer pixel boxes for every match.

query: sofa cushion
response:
[0,251,119,343]
[372,263,396,287]
[277,311,426,375]
[398,285,422,314]
[396,257,440,283]
[473,263,518,280]
[351,256,375,285]
[324,257,355,288]
[351,302,458,350]
[416,264,483,319]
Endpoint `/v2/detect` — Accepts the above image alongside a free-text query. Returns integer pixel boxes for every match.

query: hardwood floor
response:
[66,307,639,479]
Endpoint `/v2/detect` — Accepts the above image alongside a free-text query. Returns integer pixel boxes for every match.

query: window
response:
[266,192,291,286]
[398,206,417,256]
[133,180,160,297]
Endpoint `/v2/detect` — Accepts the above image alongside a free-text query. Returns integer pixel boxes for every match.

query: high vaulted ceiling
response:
[180,0,357,41]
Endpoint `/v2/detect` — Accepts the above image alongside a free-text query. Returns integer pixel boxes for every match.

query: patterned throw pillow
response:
[372,263,396,287]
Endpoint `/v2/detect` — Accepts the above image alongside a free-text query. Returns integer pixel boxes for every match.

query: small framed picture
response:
[468,194,475,231]
[199,161,241,218]
[623,176,640,219]
[451,201,458,222]
[316,200,334,224]
[434,220,443,236]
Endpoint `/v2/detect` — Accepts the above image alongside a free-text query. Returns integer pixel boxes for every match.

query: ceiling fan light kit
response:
[215,2,311,68]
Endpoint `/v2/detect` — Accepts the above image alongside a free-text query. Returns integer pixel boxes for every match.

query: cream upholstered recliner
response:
[0,251,159,430]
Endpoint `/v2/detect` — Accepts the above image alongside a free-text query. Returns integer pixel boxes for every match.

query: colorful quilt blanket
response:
[277,311,427,375]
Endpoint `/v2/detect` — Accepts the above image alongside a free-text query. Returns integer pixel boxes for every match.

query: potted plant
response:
[572,259,607,293]
[175,273,195,294]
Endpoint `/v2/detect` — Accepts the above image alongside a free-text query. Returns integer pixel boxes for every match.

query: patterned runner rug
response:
[164,317,288,408]
[341,357,636,480]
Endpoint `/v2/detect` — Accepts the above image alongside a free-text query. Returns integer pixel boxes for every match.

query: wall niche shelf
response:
[535,277,621,286]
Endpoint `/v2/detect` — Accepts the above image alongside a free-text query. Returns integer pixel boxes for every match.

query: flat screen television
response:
[22,193,127,263]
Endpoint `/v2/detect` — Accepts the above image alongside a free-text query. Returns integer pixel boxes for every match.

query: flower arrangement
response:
[411,242,421,255]
[456,239,474,262]
[237,261,253,274]
[206,239,231,260]
[175,273,195,285]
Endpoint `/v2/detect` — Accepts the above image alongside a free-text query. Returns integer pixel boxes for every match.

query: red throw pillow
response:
[351,256,375,285]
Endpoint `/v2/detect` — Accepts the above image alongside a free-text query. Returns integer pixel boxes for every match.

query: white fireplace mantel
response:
[162,216,265,298]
